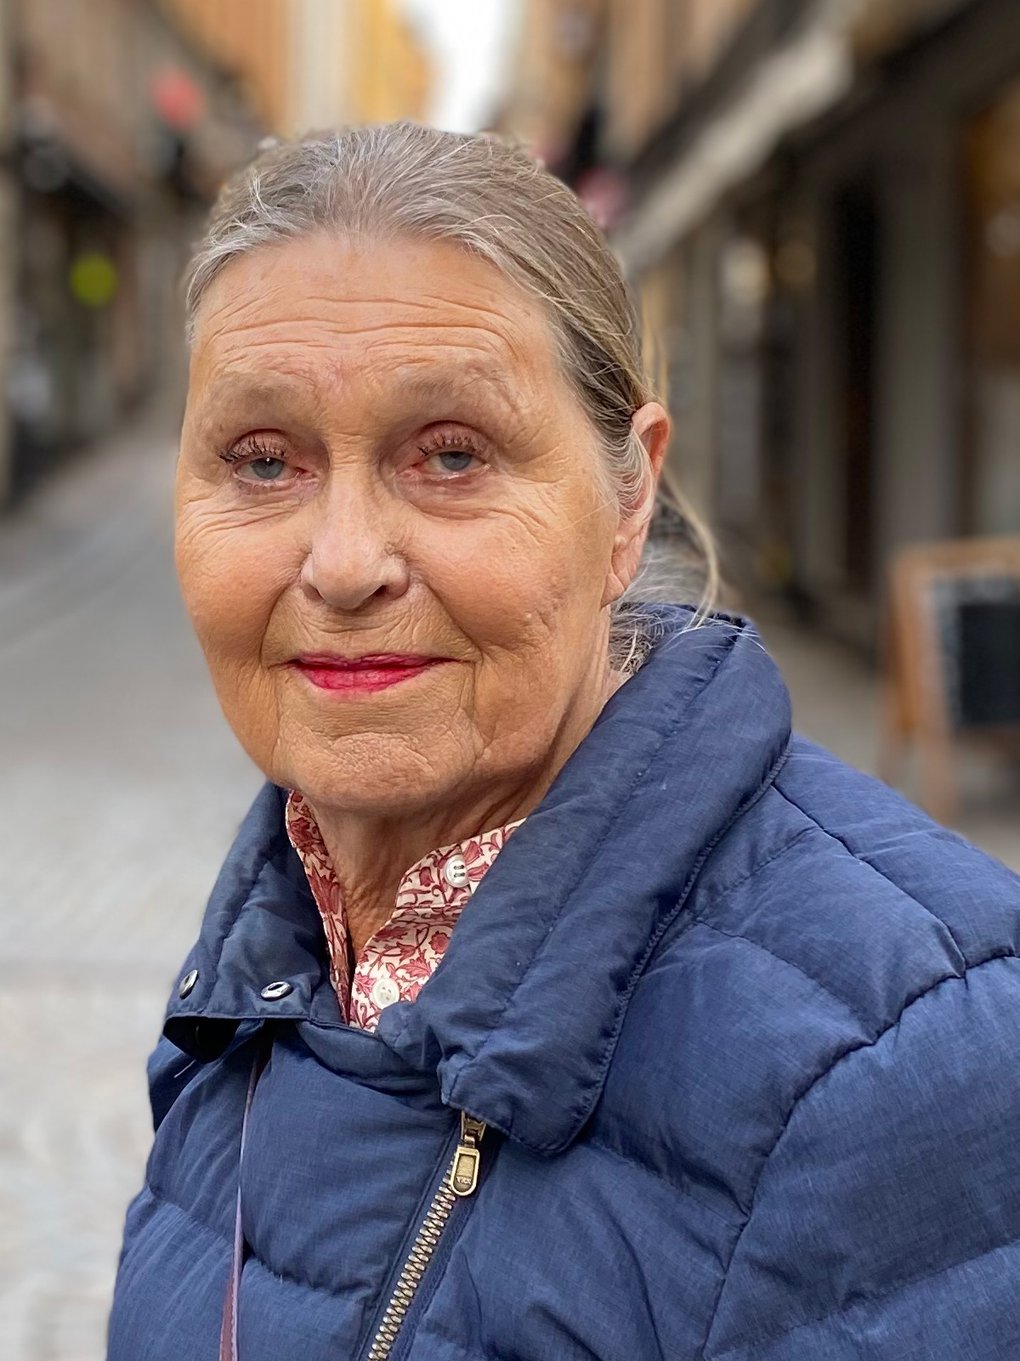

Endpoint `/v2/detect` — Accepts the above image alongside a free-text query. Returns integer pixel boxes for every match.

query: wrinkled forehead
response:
[185,233,567,423]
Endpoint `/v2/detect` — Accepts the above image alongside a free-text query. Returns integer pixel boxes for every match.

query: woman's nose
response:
[299,490,410,612]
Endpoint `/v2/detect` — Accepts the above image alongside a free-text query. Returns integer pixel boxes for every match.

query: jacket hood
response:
[163,606,791,1154]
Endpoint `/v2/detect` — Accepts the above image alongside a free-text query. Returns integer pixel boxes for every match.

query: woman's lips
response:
[289,654,448,695]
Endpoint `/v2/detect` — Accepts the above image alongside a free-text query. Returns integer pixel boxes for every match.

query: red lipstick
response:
[289,653,447,695]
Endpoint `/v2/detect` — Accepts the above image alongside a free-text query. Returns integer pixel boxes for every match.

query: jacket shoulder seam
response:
[694,824,815,913]
[645,824,810,975]
[772,783,968,965]
[686,916,869,1035]
[699,950,1020,1359]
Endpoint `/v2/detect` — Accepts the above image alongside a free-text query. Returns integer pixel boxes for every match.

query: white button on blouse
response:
[285,789,524,1031]
[370,975,401,1011]
[443,854,470,889]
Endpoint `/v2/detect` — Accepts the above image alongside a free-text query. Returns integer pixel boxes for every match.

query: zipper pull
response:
[449,1111,487,1196]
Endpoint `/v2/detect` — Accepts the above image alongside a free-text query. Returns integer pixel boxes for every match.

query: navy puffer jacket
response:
[109,610,1020,1360]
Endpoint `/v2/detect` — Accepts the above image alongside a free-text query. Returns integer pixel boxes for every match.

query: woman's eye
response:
[244,456,288,481]
[219,444,293,485]
[424,449,480,475]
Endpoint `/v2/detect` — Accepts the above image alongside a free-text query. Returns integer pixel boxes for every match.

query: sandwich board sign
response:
[881,537,1020,822]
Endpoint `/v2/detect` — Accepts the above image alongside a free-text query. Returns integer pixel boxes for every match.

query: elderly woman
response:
[109,124,1020,1361]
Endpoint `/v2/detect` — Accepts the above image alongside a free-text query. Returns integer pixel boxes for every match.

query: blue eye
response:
[435,451,474,473]
[414,437,485,480]
[219,441,292,486]
[248,457,287,480]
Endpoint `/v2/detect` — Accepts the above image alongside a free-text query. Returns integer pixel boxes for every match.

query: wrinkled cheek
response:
[174,520,284,698]
[190,586,269,674]
[443,540,605,664]
[179,564,283,771]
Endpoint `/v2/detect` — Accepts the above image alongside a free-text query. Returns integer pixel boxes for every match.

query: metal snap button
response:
[260,980,294,1001]
[178,968,199,999]
[443,854,469,889]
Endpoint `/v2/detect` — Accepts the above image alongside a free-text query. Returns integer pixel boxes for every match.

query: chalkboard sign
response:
[881,537,1020,823]
[930,576,1020,729]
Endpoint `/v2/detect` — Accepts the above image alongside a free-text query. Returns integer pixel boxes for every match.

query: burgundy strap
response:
[219,1046,267,1361]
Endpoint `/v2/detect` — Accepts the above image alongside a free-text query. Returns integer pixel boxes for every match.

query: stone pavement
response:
[0,406,261,1361]
[2,420,1017,1360]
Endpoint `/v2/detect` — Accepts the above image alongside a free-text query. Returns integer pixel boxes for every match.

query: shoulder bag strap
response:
[219,1040,269,1361]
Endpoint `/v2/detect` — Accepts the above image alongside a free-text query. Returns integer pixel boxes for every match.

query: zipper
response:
[365,1112,487,1361]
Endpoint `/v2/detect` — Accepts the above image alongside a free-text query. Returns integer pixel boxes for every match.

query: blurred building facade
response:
[167,0,431,135]
[503,0,1020,646]
[0,0,432,511]
[164,0,293,132]
[0,0,264,507]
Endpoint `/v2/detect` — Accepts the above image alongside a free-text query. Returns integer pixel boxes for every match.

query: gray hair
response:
[184,122,718,666]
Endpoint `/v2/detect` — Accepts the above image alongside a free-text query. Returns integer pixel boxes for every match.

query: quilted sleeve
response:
[702,952,1020,1360]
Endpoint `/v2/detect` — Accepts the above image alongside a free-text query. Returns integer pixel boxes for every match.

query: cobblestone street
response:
[2,416,1018,1360]
[0,408,261,1361]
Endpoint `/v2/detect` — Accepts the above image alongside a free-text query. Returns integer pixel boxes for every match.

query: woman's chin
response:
[270,733,472,821]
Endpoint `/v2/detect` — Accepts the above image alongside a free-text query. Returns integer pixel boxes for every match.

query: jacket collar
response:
[164,608,791,1152]
[162,781,344,1062]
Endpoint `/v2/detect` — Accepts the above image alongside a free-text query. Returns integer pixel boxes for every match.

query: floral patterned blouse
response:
[285,791,523,1031]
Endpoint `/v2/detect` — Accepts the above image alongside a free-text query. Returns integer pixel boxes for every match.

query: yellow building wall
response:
[165,0,431,134]
[351,0,431,124]
[603,0,681,160]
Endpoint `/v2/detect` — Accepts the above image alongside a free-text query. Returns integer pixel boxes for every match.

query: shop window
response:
[963,79,1020,535]
[832,179,879,592]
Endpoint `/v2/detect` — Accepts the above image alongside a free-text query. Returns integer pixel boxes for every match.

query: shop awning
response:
[612,4,856,273]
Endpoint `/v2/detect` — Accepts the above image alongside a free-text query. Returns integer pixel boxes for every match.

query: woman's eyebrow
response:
[197,365,518,413]
[393,367,520,419]
[190,365,526,445]
[190,373,340,446]
[193,374,304,421]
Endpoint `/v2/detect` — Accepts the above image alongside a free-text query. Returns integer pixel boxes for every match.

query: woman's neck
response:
[311,794,526,956]
[308,666,628,956]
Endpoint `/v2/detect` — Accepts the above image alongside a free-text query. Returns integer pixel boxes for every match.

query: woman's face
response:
[176,233,656,820]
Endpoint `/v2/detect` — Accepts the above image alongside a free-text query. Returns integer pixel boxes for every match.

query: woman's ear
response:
[602,402,671,607]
